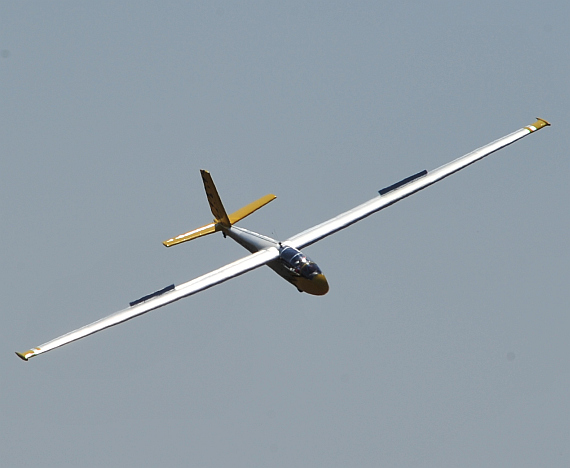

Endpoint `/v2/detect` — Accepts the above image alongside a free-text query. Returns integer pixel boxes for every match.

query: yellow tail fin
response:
[163,171,276,247]
[201,170,231,227]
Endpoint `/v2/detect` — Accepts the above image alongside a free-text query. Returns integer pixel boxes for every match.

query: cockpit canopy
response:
[279,246,322,279]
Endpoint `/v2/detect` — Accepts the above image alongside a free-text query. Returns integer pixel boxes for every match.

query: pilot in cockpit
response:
[279,246,322,278]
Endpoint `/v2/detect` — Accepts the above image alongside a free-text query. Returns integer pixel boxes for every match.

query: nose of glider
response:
[307,273,329,296]
[315,273,329,295]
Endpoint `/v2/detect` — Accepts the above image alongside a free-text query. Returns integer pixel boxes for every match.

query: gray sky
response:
[2,2,568,467]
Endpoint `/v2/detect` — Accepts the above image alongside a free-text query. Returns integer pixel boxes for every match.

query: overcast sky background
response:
[2,2,568,467]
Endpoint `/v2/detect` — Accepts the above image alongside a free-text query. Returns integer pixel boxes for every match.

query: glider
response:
[16,118,550,361]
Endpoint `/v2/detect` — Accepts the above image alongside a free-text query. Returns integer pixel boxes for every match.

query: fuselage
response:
[222,225,329,295]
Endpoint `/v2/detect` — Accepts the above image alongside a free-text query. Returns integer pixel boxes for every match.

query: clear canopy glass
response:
[279,246,322,279]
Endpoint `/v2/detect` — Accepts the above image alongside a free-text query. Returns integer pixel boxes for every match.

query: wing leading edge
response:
[16,247,280,360]
[286,118,550,249]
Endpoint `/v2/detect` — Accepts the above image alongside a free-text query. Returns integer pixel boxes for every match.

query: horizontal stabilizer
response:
[163,223,218,247]
[228,194,276,224]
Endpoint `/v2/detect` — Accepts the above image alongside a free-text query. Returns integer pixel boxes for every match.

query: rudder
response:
[201,170,231,227]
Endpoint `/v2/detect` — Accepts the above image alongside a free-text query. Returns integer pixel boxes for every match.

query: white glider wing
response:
[286,118,550,250]
[16,247,279,360]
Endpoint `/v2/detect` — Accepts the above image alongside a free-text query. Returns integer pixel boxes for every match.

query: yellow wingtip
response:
[15,350,34,361]
[527,117,551,132]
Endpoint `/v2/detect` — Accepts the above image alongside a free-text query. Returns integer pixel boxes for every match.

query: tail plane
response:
[163,170,276,247]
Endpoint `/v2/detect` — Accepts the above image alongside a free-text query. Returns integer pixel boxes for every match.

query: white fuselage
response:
[222,225,329,295]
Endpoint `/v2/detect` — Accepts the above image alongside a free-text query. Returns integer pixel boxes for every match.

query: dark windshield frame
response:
[279,246,322,278]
